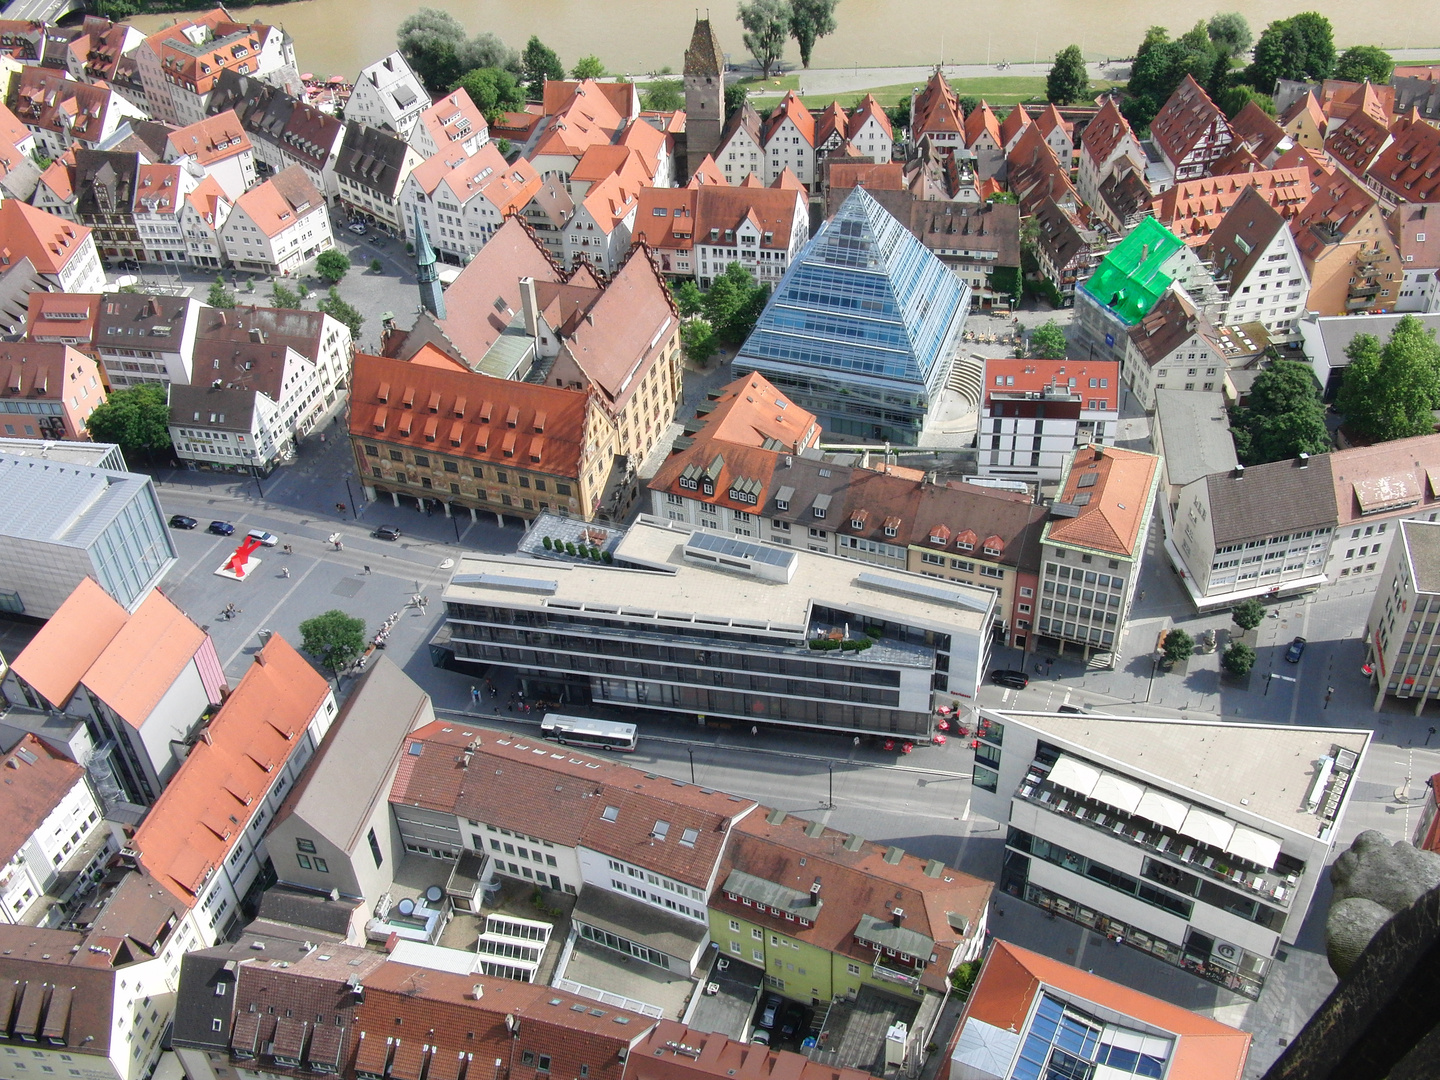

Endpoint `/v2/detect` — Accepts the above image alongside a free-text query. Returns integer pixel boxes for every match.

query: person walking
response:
[281,566,290,578]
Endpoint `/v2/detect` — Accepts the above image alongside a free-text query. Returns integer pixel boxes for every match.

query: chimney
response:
[1234,463,1245,478]
[471,984,484,1000]
[1298,452,1310,468]
[1093,445,1104,460]
[254,648,267,666]
[892,907,904,927]
[519,276,539,338]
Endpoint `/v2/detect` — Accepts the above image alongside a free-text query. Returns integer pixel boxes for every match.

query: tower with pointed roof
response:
[414,215,445,321]
[683,16,727,181]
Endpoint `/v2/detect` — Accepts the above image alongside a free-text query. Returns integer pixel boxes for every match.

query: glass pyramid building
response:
[734,187,970,443]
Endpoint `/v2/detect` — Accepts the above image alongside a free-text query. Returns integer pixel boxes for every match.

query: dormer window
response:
[884,523,898,538]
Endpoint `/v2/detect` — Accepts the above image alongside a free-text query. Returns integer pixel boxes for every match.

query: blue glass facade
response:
[734,187,969,443]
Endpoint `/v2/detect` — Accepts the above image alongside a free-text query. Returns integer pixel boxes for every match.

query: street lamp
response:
[250,462,264,500]
[687,747,695,785]
[827,761,834,810]
[344,477,359,520]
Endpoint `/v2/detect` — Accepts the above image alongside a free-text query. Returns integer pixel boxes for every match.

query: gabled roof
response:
[772,166,805,191]
[999,103,1031,147]
[1329,432,1440,526]
[960,941,1251,1080]
[230,164,321,237]
[577,170,640,234]
[1203,185,1290,293]
[166,110,251,165]
[1043,445,1161,559]
[77,587,208,730]
[1150,75,1230,167]
[1273,141,1337,187]
[1280,89,1326,135]
[335,122,413,195]
[694,184,805,250]
[1080,96,1137,168]
[1367,117,1440,204]
[8,67,123,146]
[686,153,725,187]
[761,91,815,147]
[0,193,92,275]
[717,99,763,154]
[541,78,637,123]
[912,68,963,136]
[412,87,487,151]
[0,735,86,867]
[964,100,1002,148]
[684,17,726,78]
[25,290,101,343]
[131,636,330,905]
[846,94,892,141]
[206,70,344,174]
[814,101,849,148]
[1291,171,1379,260]
[1321,78,1394,126]
[1153,167,1309,247]
[560,246,675,408]
[10,576,128,708]
[1390,202,1440,269]
[632,185,697,250]
[1033,102,1071,140]
[141,7,277,97]
[1203,454,1338,544]
[1126,287,1206,367]
[1230,99,1290,163]
[1323,109,1391,176]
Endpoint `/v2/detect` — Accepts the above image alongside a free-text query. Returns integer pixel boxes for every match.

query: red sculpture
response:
[225,535,263,578]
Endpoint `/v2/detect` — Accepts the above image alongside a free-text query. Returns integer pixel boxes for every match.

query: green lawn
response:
[743,75,1121,109]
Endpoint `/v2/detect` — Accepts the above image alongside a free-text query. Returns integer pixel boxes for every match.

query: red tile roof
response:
[350,349,591,479]
[694,184,805,251]
[961,941,1250,1080]
[686,154,725,187]
[389,722,758,888]
[964,101,1002,149]
[1229,100,1289,163]
[130,635,330,905]
[1149,75,1231,169]
[912,69,963,137]
[542,79,637,122]
[1320,79,1394,126]
[25,291,101,344]
[846,94,892,142]
[9,67,123,147]
[632,1021,870,1080]
[414,87,487,151]
[79,588,209,730]
[1043,445,1160,559]
[10,577,128,708]
[167,110,251,165]
[999,103,1031,147]
[1367,117,1440,203]
[1323,110,1391,176]
[142,8,276,97]
[761,92,815,148]
[231,164,321,237]
[981,358,1120,406]
[1151,167,1309,246]
[0,735,86,866]
[633,186,698,252]
[1079,97,1136,169]
[0,199,93,275]
[1291,171,1379,260]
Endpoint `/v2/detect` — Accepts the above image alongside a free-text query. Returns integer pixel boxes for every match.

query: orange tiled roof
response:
[350,349,591,478]
[1291,170,1378,259]
[963,941,1251,1080]
[685,154,725,187]
[230,164,320,237]
[9,67,121,146]
[1081,97,1137,168]
[632,186,697,251]
[578,170,640,234]
[846,93,893,142]
[999,103,1031,146]
[1044,444,1160,558]
[414,87,486,150]
[1367,117,1440,203]
[25,291,101,343]
[184,173,229,225]
[964,100,1002,149]
[142,7,275,99]
[130,635,329,905]
[541,79,636,121]
[1149,74,1230,168]
[9,577,127,707]
[912,68,963,136]
[633,1021,870,1080]
[761,91,815,147]
[80,588,208,730]
[981,358,1120,406]
[1151,167,1309,247]
[0,735,86,867]
[166,110,252,165]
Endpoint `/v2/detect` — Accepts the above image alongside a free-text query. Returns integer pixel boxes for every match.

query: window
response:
[368,828,384,868]
[538,1057,551,1073]
[313,857,329,873]
[296,838,317,854]
[297,854,312,869]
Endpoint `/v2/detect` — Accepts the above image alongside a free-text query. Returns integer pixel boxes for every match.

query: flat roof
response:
[0,453,159,548]
[982,710,1370,836]
[443,517,991,640]
[1402,519,1440,594]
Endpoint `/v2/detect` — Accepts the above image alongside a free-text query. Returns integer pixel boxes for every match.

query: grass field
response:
[741,75,1122,109]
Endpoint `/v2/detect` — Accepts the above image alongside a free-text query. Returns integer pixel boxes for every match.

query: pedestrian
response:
[281,566,290,578]
[336,540,343,551]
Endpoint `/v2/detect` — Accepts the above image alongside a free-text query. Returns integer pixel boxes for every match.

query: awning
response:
[1179,806,1235,849]
[1090,771,1145,813]
[1047,754,1101,796]
[1225,824,1282,869]
[1136,789,1189,831]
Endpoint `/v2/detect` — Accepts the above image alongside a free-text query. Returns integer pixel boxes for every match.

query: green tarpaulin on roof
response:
[1081,216,1185,326]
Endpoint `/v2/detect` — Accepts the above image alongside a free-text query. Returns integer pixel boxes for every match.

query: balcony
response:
[1015,760,1300,910]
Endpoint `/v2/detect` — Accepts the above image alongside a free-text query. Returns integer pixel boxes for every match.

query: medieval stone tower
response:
[683,16,726,179]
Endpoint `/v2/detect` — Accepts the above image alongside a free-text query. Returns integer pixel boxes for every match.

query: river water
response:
[131,0,1436,86]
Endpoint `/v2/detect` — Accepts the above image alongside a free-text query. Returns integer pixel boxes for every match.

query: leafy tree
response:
[724,81,749,119]
[1232,598,1266,631]
[316,249,351,284]
[318,288,364,340]
[85,384,171,460]
[885,96,910,133]
[1124,21,1218,131]
[1336,317,1440,444]
[370,257,382,273]
[298,610,366,675]
[1028,319,1067,359]
[468,33,521,75]
[672,279,705,317]
[571,55,605,80]
[1230,359,1330,464]
[1162,629,1194,666]
[739,0,791,79]
[296,282,310,299]
[681,319,717,364]
[521,35,565,99]
[703,262,768,345]
[989,265,1021,300]
[397,8,471,92]
[207,275,235,309]
[1222,640,1256,676]
[1334,45,1394,85]
[1046,45,1089,105]
[1218,84,1275,119]
[1246,12,1335,91]
[496,137,512,156]
[788,0,838,68]
[642,78,684,111]
[1206,12,1252,57]
[957,95,980,116]
[455,67,525,122]
[270,281,302,309]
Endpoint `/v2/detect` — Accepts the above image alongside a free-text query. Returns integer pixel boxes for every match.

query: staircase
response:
[946,354,985,409]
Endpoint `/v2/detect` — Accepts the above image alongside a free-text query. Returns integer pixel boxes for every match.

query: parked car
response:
[989,668,1029,689]
[750,1029,770,1046]
[374,525,402,541]
[347,221,367,234]
[759,995,781,1029]
[168,514,197,529]
[247,529,279,547]
[207,520,235,536]
[1058,704,1083,714]
[1285,636,1307,663]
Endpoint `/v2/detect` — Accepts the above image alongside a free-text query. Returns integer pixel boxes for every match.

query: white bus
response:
[539,713,638,752]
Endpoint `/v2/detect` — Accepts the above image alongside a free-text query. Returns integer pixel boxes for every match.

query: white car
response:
[247,529,279,547]
[347,222,367,235]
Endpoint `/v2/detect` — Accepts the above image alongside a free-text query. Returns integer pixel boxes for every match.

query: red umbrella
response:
[901,741,914,754]
[883,738,895,751]
[933,733,947,746]
[937,718,950,732]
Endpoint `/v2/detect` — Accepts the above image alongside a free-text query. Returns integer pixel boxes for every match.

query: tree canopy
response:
[1336,316,1440,444]
[789,0,838,68]
[1206,12,1252,57]
[521,35,565,99]
[703,262,769,345]
[84,384,171,460]
[1029,320,1068,359]
[1222,640,1256,676]
[269,281,303,309]
[571,55,605,80]
[396,9,519,92]
[1230,359,1330,464]
[642,78,684,111]
[1245,12,1335,91]
[316,249,350,284]
[454,67,525,122]
[671,279,704,317]
[1334,45,1394,85]
[1162,629,1194,666]
[1046,45,1089,105]
[298,610,366,674]
[1123,22,1219,131]
[1232,597,1266,631]
[724,81,749,120]
[207,275,235,309]
[318,288,363,341]
[739,0,790,78]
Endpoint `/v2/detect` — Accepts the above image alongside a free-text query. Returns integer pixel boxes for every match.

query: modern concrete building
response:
[974,708,1370,998]
[977,359,1121,484]
[0,448,175,619]
[734,186,969,444]
[439,515,995,737]
[1365,519,1440,712]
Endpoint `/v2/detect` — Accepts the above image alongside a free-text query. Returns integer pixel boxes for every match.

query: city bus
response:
[539,713,639,752]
